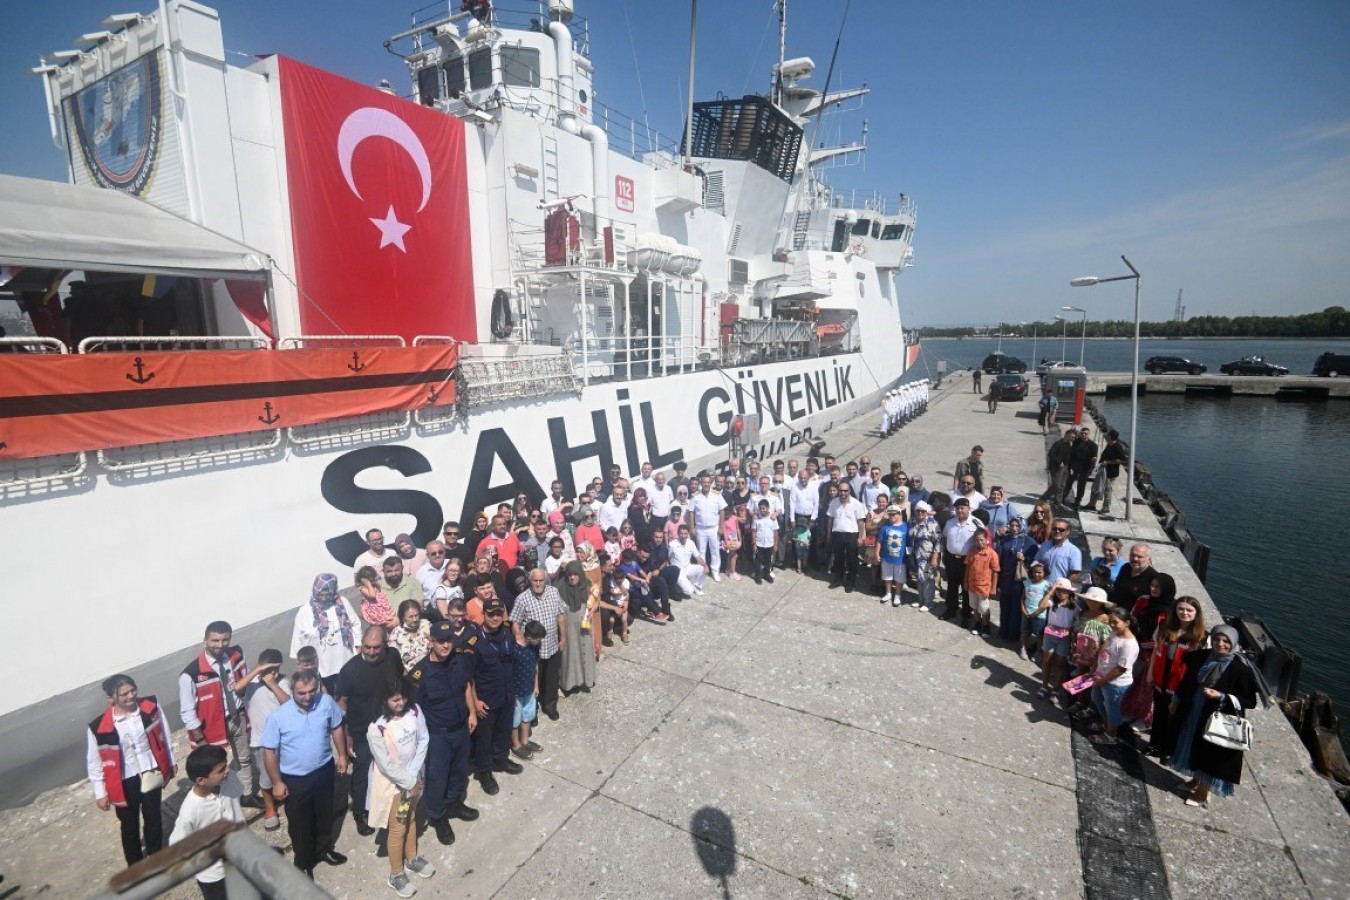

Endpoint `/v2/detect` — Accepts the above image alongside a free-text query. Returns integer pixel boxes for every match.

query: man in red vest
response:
[86,674,177,865]
[178,620,265,808]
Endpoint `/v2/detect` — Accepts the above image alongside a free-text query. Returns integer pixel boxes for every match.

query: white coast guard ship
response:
[1,0,918,717]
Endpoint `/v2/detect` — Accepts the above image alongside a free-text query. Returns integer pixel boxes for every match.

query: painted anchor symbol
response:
[258,402,281,425]
[347,351,365,373]
[126,357,156,384]
[427,385,442,405]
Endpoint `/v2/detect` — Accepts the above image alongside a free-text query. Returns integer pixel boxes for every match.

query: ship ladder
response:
[542,132,561,200]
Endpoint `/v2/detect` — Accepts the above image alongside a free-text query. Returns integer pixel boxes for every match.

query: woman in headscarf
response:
[575,541,605,660]
[289,573,359,692]
[557,560,598,694]
[995,516,1039,642]
[1166,624,1260,807]
[391,533,426,583]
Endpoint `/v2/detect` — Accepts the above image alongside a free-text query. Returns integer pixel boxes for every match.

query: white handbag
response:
[1202,697,1253,752]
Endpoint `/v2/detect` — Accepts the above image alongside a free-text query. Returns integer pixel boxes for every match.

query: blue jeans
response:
[1092,681,1129,727]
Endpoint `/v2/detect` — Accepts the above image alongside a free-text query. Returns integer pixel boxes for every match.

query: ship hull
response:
[0,347,914,716]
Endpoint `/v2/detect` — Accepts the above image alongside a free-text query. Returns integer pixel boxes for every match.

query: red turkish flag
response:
[277,57,476,341]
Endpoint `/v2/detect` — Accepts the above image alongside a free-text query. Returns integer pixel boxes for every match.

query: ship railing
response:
[278,336,411,446]
[508,214,639,273]
[404,1,590,57]
[567,332,708,385]
[91,819,328,900]
[458,349,581,405]
[822,190,916,219]
[0,336,69,354]
[78,336,272,353]
[411,335,461,426]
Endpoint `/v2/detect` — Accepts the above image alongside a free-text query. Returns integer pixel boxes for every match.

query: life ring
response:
[490,288,515,339]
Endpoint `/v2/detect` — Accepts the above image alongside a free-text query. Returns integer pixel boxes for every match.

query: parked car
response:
[1035,359,1076,375]
[989,374,1028,401]
[981,352,1027,374]
[1143,355,1206,375]
[1218,356,1288,376]
[1312,352,1350,377]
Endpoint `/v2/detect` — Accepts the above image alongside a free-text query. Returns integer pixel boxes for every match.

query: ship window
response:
[468,47,493,90]
[851,218,871,236]
[871,221,881,238]
[417,66,440,106]
[881,223,907,241]
[442,47,466,98]
[500,47,541,87]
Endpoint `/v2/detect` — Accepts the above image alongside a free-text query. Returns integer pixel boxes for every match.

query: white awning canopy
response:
[0,174,268,279]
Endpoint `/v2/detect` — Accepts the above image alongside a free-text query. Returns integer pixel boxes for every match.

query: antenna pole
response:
[682,0,697,168]
[775,0,787,106]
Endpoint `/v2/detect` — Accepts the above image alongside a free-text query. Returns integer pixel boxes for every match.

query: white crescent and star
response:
[336,107,433,253]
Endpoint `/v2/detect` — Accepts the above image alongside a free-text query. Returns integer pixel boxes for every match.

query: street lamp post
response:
[1054,315,1068,361]
[1062,305,1087,366]
[1070,256,1142,523]
[1021,320,1038,363]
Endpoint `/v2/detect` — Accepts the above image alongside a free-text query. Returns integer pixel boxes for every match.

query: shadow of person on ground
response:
[691,806,737,900]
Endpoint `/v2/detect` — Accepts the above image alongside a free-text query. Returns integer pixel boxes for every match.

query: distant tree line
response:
[920,306,1350,339]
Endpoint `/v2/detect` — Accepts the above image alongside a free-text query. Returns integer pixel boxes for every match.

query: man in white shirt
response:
[647,471,674,530]
[827,482,868,592]
[597,484,631,533]
[353,529,397,578]
[416,541,450,597]
[860,467,887,509]
[689,475,728,581]
[540,480,567,517]
[667,523,708,596]
[952,475,987,512]
[941,498,980,621]
[632,461,657,500]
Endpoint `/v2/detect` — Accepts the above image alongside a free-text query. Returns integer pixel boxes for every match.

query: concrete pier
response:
[2,382,1347,899]
[1083,372,1350,399]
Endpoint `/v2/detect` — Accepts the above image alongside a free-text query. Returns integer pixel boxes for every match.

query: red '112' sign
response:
[615,175,635,213]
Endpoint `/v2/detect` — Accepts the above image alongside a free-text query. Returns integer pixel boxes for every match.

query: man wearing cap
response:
[469,599,523,797]
[941,498,979,620]
[408,618,479,846]
[1033,519,1085,583]
[908,501,942,609]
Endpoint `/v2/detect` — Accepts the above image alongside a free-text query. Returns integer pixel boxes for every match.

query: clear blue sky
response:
[6,0,1349,326]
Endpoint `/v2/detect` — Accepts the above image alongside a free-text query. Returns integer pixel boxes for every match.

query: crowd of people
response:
[84,381,1265,896]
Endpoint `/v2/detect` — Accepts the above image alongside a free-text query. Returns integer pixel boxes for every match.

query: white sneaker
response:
[388,872,417,898]
[911,601,922,608]
[711,572,721,582]
[891,597,902,608]
[406,856,436,878]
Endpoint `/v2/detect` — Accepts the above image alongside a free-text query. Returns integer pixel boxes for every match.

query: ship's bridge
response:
[791,189,916,272]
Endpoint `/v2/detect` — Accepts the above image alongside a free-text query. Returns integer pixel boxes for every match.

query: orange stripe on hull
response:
[0,345,457,460]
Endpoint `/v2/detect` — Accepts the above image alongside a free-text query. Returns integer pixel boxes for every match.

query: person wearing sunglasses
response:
[1032,519,1084,584]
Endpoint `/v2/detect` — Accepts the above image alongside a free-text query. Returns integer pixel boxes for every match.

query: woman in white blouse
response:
[86,674,178,864]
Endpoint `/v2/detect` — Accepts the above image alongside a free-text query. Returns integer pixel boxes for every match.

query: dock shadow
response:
[970,653,1064,725]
